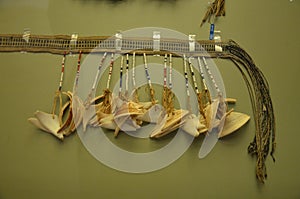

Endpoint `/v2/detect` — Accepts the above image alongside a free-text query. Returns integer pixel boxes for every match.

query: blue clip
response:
[209,24,215,40]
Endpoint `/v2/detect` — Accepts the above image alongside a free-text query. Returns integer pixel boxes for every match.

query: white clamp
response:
[22,28,31,43]
[189,34,196,52]
[69,33,78,52]
[153,31,160,52]
[213,30,222,52]
[115,32,122,52]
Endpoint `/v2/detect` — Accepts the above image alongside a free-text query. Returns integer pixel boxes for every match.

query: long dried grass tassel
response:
[162,87,174,115]
[149,87,156,105]
[132,88,139,103]
[102,89,112,114]
[200,0,225,27]
[197,89,211,127]
[197,92,206,121]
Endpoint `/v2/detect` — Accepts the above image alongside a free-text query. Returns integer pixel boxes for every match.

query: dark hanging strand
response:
[224,41,276,183]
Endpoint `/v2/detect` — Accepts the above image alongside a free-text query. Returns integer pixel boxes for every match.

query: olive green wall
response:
[0,0,299,198]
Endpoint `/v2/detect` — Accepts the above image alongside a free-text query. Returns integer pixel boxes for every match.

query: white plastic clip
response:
[69,33,78,54]
[22,28,31,43]
[189,34,196,52]
[213,30,222,52]
[115,32,122,52]
[214,30,221,42]
[153,31,160,52]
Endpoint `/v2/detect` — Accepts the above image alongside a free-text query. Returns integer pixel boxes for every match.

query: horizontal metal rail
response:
[0,34,229,57]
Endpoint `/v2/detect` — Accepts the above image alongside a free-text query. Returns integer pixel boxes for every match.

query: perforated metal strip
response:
[0,34,227,56]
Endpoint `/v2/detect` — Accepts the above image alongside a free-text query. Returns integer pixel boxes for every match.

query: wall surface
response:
[0,0,299,198]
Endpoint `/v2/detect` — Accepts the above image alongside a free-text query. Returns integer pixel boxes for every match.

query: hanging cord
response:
[125,54,130,98]
[202,57,221,94]
[225,41,276,183]
[119,55,124,98]
[143,53,156,105]
[169,54,173,90]
[188,57,210,126]
[196,57,212,125]
[74,50,83,93]
[131,52,139,102]
[57,50,82,134]
[162,54,174,115]
[200,0,225,27]
[183,54,191,112]
[51,51,66,120]
[202,56,226,128]
[101,53,114,113]
[85,52,108,107]
[188,58,202,113]
[106,53,115,90]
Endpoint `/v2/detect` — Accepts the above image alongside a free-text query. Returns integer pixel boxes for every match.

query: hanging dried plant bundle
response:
[181,104,250,138]
[23,37,274,182]
[89,53,113,127]
[135,54,162,125]
[28,52,68,139]
[200,0,225,27]
[150,54,190,138]
[57,91,82,136]
[28,51,84,140]
[112,55,141,136]
[225,41,276,183]
[57,52,84,136]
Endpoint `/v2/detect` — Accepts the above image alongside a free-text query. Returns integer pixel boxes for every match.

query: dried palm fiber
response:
[224,41,276,183]
[200,0,225,27]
